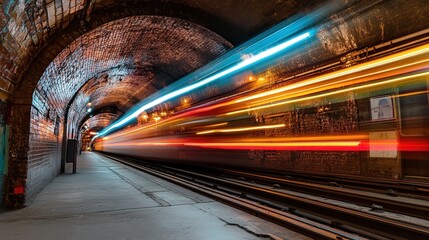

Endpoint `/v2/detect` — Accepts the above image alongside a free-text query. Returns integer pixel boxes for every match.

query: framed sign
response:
[370,96,394,120]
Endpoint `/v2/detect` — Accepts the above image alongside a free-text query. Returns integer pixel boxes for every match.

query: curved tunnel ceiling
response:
[1,0,325,140]
[3,0,427,137]
[82,113,119,132]
[1,0,320,97]
[33,15,233,133]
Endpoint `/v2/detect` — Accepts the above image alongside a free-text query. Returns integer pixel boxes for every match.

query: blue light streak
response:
[91,0,359,141]
[96,31,310,137]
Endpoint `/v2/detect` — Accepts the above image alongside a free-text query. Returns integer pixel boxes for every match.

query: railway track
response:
[244,170,429,200]
[98,153,429,240]
[198,167,429,220]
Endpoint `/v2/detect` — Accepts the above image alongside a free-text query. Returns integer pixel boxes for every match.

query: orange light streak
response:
[198,122,229,128]
[235,44,429,103]
[101,137,429,152]
[196,124,286,135]
[247,59,429,106]
[226,71,429,116]
[184,141,361,147]
[242,134,369,142]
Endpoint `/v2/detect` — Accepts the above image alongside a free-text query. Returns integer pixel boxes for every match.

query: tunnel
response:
[0,1,429,238]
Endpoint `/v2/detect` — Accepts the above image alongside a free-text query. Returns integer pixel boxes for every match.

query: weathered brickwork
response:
[238,0,429,180]
[38,16,232,136]
[0,0,85,89]
[6,103,30,207]
[0,0,318,96]
[79,113,118,150]
[248,93,362,176]
[245,0,429,88]
[18,15,232,206]
[1,0,427,207]
[82,113,117,130]
[356,92,401,179]
[26,105,62,203]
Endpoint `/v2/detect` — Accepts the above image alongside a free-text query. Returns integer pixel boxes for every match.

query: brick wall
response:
[82,113,118,130]
[26,106,62,203]
[249,93,365,177]
[0,0,312,98]
[12,15,232,206]
[3,0,428,207]
[6,103,31,207]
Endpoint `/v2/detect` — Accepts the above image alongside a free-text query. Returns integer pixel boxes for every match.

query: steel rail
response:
[250,170,429,199]
[156,165,429,240]
[98,153,429,239]
[213,168,429,220]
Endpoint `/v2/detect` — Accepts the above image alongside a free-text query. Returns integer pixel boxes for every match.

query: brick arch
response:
[35,15,232,129]
[79,108,120,133]
[1,1,322,207]
[5,0,429,208]
[81,112,119,133]
[12,3,239,105]
[83,113,118,130]
[80,112,119,152]
[3,0,320,101]
[6,13,233,207]
[61,15,233,139]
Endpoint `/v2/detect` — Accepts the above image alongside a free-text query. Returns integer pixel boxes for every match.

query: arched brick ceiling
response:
[1,0,325,136]
[33,15,233,133]
[0,0,320,97]
[81,113,118,132]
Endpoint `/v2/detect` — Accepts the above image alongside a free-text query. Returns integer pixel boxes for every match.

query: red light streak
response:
[102,138,429,152]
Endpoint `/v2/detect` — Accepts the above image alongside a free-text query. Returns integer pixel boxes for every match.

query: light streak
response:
[196,124,286,135]
[226,71,429,116]
[96,32,310,137]
[393,89,429,98]
[235,43,429,103]
[175,118,221,126]
[101,140,362,148]
[184,141,361,147]
[247,58,429,106]
[100,138,429,152]
[241,134,369,142]
[202,122,229,128]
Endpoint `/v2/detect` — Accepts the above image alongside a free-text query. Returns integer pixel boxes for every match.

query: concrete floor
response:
[0,152,308,240]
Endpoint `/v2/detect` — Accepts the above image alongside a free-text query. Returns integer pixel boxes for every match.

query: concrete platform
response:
[0,152,308,240]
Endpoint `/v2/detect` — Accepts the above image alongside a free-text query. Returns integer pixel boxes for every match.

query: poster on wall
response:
[370,96,394,120]
[369,131,397,158]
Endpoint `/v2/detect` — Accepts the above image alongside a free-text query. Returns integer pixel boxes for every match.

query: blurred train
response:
[94,43,429,180]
